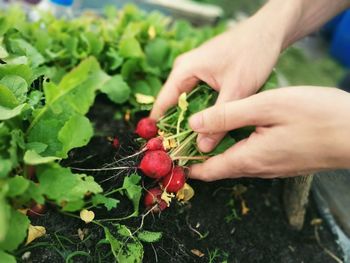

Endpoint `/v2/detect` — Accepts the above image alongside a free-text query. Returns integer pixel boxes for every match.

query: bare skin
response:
[150,0,350,180]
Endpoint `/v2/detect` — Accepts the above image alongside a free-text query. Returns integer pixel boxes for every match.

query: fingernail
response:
[189,113,203,130]
[199,136,216,152]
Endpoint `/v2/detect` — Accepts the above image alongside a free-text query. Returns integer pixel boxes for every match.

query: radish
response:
[139,150,172,178]
[27,203,46,217]
[146,137,164,151]
[161,166,186,193]
[112,137,119,149]
[135,117,158,139]
[144,187,167,212]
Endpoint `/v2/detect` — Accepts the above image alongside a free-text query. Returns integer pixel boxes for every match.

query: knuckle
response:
[213,104,228,131]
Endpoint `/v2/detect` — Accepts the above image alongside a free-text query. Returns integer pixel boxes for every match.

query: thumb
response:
[189,93,274,133]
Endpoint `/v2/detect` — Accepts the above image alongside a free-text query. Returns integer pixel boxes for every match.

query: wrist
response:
[253,0,350,51]
[252,0,302,51]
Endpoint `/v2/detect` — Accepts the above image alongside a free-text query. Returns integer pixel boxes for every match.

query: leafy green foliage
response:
[0,209,30,251]
[122,174,142,216]
[0,4,226,260]
[0,250,16,263]
[158,73,277,165]
[92,194,120,211]
[37,165,103,211]
[137,230,163,243]
[104,224,144,263]
[101,75,131,104]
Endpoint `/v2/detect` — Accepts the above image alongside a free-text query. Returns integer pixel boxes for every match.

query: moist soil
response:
[17,95,343,263]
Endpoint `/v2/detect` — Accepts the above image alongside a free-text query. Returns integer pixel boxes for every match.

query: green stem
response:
[164,129,192,140]
[170,132,197,159]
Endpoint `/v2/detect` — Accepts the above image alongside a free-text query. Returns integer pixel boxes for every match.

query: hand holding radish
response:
[151,16,282,152]
[188,87,350,180]
[151,0,350,153]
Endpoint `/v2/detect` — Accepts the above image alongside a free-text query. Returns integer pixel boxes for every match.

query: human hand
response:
[188,87,350,181]
[151,14,286,152]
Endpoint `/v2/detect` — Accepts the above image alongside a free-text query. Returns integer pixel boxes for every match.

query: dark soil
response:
[16,96,343,263]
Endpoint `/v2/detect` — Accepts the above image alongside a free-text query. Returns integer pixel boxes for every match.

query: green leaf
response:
[0,195,10,242]
[122,174,142,216]
[137,231,162,243]
[25,142,48,154]
[0,209,30,252]
[0,104,26,121]
[58,115,93,158]
[8,38,45,67]
[106,48,124,70]
[0,159,12,178]
[0,84,18,108]
[17,181,45,205]
[27,58,109,158]
[210,135,236,155]
[104,224,143,263]
[0,64,33,85]
[145,38,169,68]
[119,37,144,58]
[121,59,141,80]
[62,200,85,212]
[132,80,151,96]
[0,75,28,103]
[23,150,60,165]
[0,250,16,263]
[145,76,162,97]
[37,166,102,210]
[100,75,131,104]
[6,176,30,197]
[92,194,119,211]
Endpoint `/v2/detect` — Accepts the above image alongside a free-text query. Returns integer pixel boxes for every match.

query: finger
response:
[189,138,256,181]
[150,68,198,120]
[189,93,274,134]
[196,81,242,152]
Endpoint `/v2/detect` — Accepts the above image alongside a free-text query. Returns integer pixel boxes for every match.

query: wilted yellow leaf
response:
[161,191,174,207]
[135,93,155,104]
[178,92,188,111]
[18,208,29,215]
[148,26,156,39]
[80,209,95,224]
[176,183,195,202]
[26,225,46,245]
[191,249,205,257]
[311,218,323,226]
[78,228,89,241]
[241,199,250,215]
[163,138,170,150]
[169,138,177,148]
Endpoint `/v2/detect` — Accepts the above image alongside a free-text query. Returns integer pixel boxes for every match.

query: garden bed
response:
[17,96,342,263]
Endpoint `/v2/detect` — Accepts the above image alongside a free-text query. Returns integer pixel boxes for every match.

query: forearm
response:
[252,0,350,50]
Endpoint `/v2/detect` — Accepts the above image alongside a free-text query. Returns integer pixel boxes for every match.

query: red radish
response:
[135,117,158,139]
[112,137,119,149]
[144,187,167,212]
[146,137,164,151]
[139,150,172,178]
[27,203,46,217]
[161,166,186,193]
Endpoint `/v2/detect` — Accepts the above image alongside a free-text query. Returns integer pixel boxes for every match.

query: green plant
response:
[0,4,226,262]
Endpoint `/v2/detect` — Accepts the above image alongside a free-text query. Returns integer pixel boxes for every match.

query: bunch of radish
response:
[135,117,187,212]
